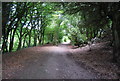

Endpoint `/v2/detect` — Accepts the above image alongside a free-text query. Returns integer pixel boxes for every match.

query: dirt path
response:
[3,45,98,79]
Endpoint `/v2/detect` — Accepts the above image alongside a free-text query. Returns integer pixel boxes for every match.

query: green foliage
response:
[2,2,118,53]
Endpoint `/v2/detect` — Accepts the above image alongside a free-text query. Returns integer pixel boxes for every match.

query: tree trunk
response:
[86,28,89,40]
[28,31,31,47]
[112,13,120,64]
[9,28,17,52]
[33,29,37,46]
[17,37,22,50]
[2,3,11,53]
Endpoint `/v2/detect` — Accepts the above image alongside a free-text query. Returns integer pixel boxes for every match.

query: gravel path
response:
[3,46,98,79]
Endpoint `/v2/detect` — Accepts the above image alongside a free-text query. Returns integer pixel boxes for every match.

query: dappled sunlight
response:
[61,41,71,44]
[61,36,71,44]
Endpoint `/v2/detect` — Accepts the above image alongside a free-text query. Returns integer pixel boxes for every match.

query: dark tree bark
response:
[17,11,28,50]
[33,29,37,46]
[2,3,11,53]
[112,13,120,64]
[9,3,27,52]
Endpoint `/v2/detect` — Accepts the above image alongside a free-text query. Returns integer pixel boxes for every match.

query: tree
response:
[63,2,120,64]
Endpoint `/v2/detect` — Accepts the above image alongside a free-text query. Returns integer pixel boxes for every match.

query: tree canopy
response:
[2,2,120,64]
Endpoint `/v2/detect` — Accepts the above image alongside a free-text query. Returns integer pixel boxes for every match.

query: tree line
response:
[2,2,120,65]
[2,2,55,52]
[63,2,120,64]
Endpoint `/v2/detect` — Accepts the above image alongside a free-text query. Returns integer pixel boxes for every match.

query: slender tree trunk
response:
[90,28,93,40]
[17,37,22,50]
[42,27,45,45]
[33,29,37,46]
[86,28,89,40]
[28,31,31,47]
[23,33,28,48]
[9,27,17,52]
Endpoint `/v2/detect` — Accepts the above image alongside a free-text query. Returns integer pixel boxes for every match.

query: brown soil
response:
[2,42,119,79]
[68,42,119,79]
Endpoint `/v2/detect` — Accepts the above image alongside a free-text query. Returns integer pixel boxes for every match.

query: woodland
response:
[2,2,120,66]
